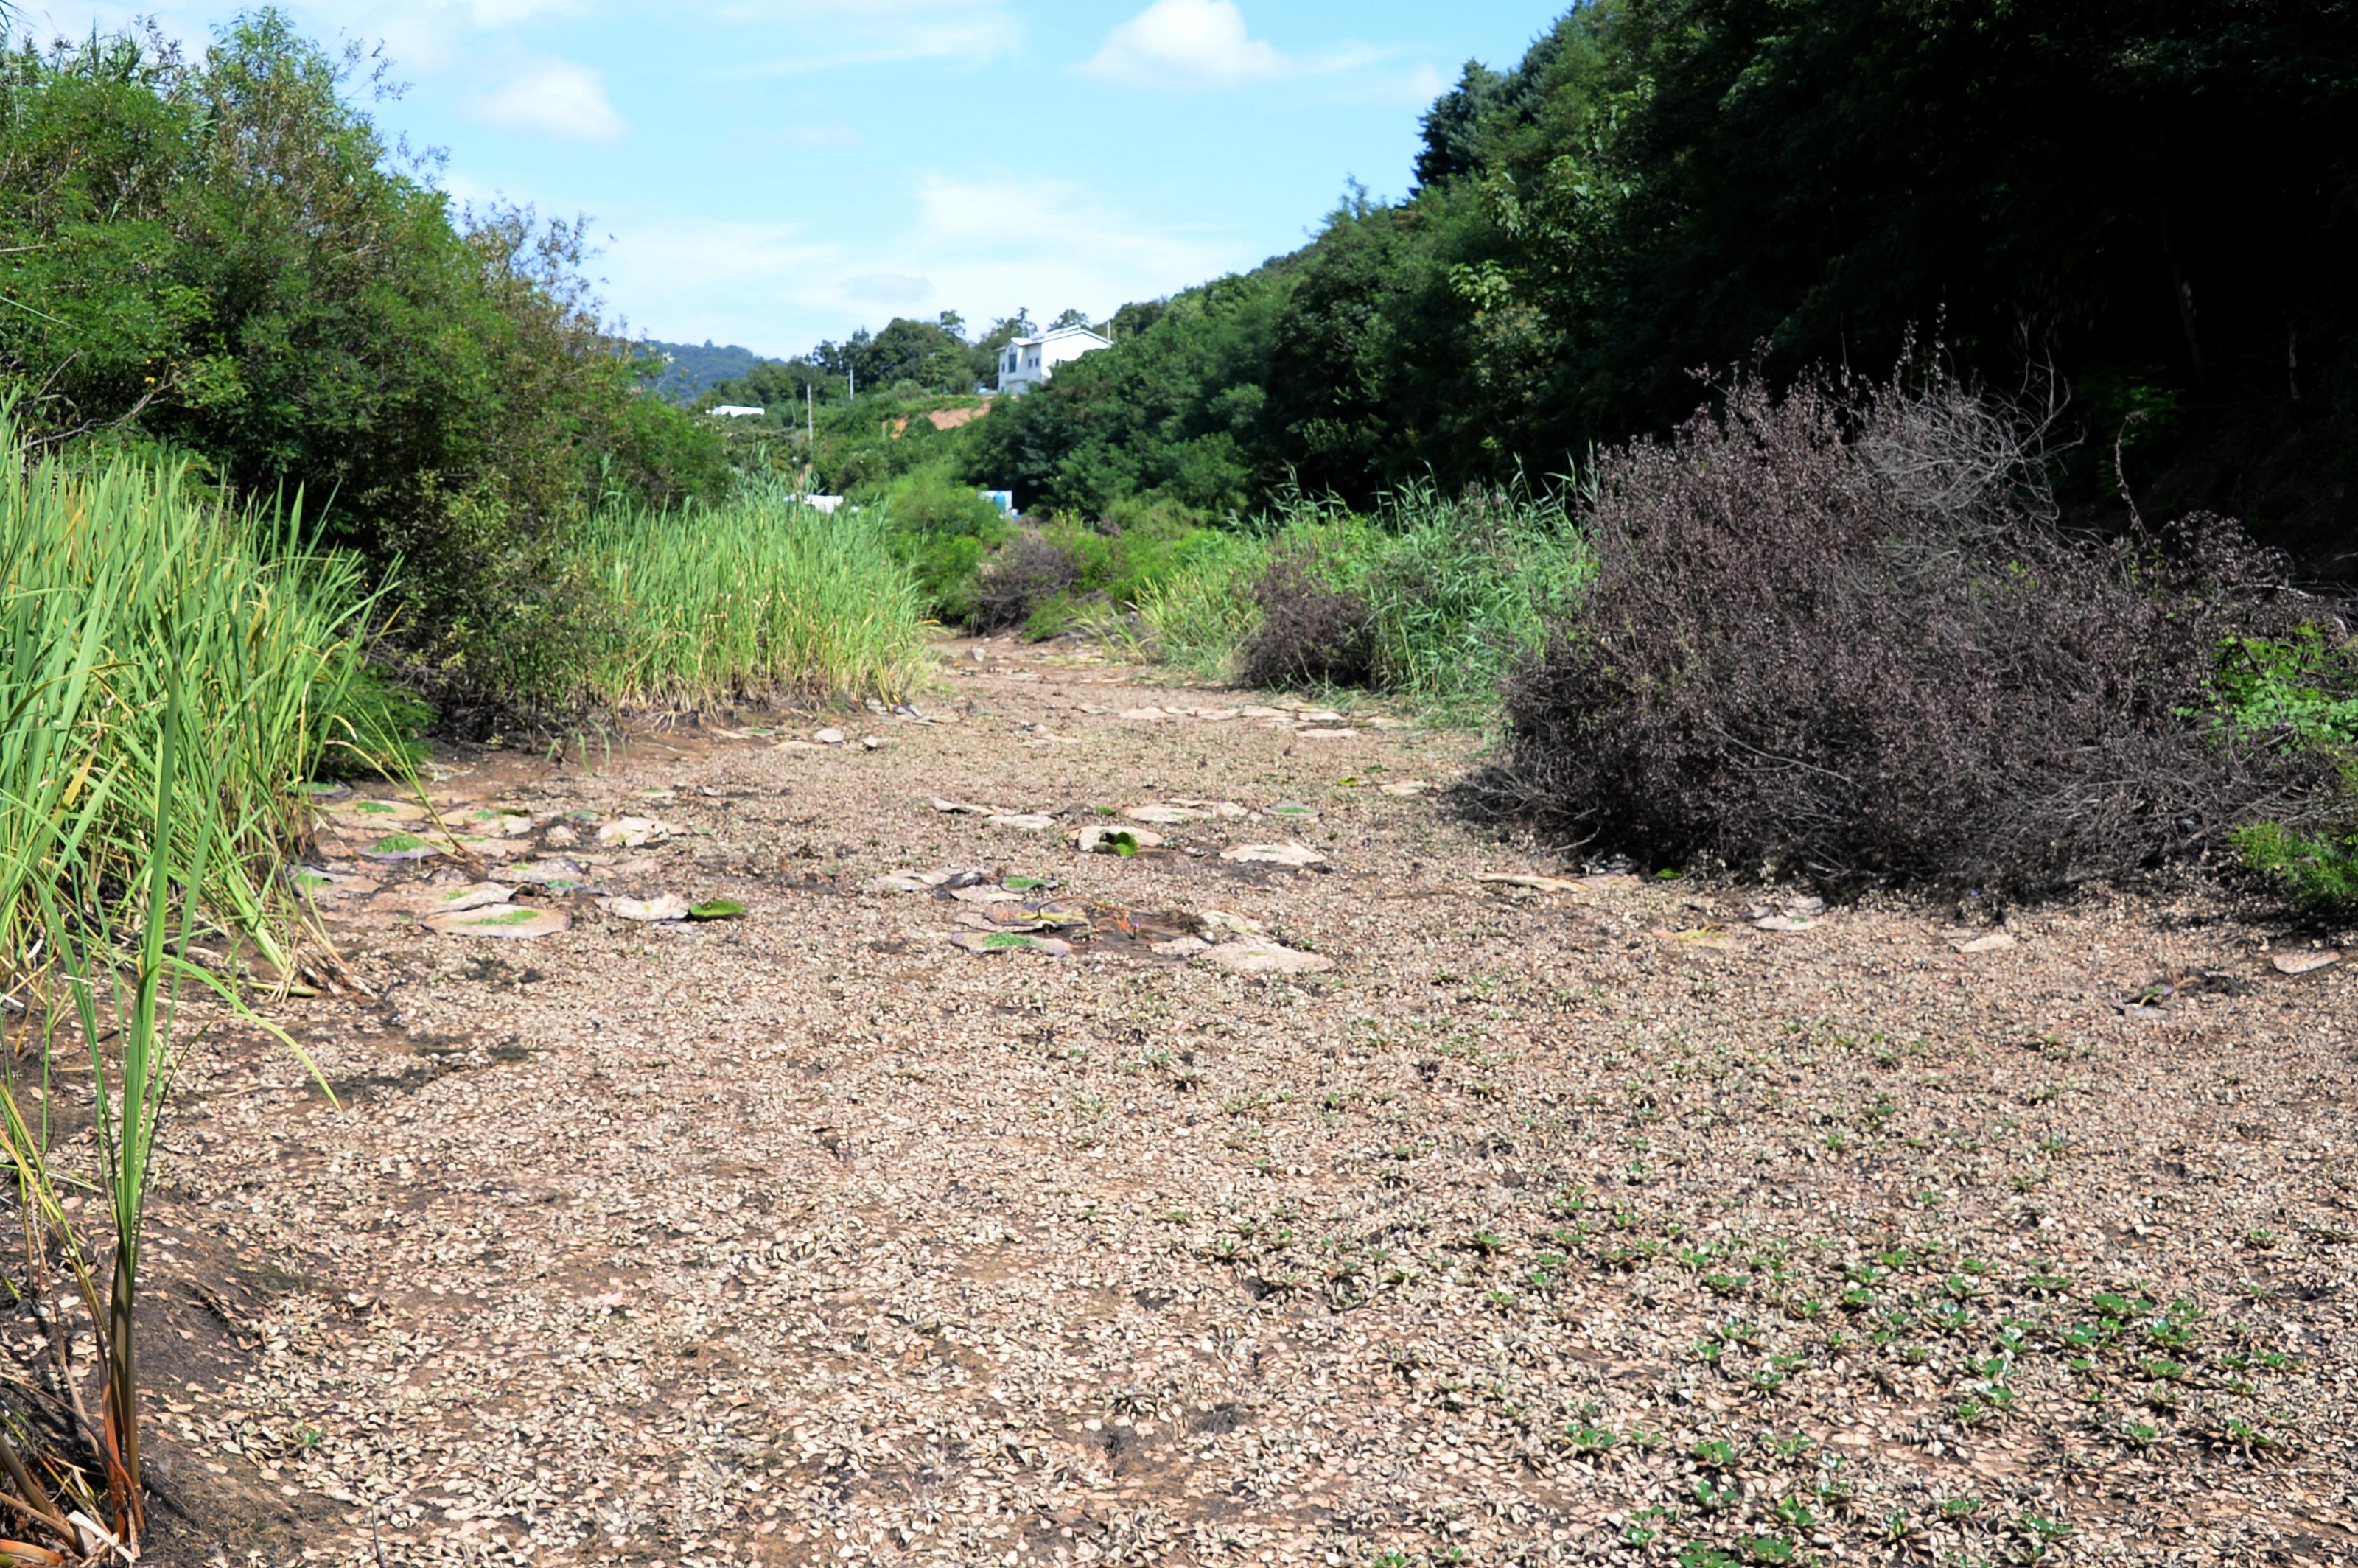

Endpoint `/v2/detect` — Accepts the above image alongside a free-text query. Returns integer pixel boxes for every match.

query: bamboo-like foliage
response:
[0,416,376,1553]
[582,478,934,710]
[0,413,385,974]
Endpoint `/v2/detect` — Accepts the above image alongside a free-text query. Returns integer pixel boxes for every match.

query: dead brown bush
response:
[969,533,1081,632]
[1487,371,2331,893]
[1239,550,1375,689]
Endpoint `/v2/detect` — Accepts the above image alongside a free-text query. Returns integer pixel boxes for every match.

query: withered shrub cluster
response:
[1491,373,2333,892]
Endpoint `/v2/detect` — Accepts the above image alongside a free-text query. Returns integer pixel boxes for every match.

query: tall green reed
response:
[584,478,933,710]
[0,416,371,1552]
[0,413,388,976]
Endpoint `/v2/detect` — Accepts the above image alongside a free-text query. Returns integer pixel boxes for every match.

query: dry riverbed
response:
[113,638,2354,1567]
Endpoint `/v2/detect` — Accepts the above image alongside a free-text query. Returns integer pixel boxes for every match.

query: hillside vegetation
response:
[975,0,2356,539]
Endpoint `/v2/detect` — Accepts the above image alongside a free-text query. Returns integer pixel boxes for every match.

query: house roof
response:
[1007,326,1111,349]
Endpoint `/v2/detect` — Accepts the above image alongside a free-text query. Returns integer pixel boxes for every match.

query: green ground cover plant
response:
[2212,626,2358,909]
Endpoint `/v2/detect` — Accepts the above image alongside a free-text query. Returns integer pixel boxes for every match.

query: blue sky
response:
[19,1,1561,357]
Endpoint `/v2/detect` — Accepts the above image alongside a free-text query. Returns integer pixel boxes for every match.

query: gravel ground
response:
[119,639,2357,1567]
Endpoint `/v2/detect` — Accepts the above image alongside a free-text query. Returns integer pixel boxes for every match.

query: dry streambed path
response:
[132,639,2354,1567]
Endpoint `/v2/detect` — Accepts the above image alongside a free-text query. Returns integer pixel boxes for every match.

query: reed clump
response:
[583,480,934,710]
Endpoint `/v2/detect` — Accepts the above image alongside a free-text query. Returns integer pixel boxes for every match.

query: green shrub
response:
[2212,624,2358,909]
[875,469,1010,624]
[1136,480,1587,721]
[0,21,727,712]
[2232,819,2358,911]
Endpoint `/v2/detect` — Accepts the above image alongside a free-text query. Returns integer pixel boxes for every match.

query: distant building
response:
[979,489,1015,517]
[996,326,1110,395]
[710,405,766,418]
[804,495,847,515]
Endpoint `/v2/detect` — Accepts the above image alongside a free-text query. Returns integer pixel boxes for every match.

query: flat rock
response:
[2272,951,2342,976]
[1220,841,1325,867]
[424,906,567,939]
[287,866,378,899]
[361,834,441,863]
[1077,824,1166,855]
[1198,938,1333,975]
[328,799,424,826]
[988,813,1057,832]
[413,882,515,914]
[1955,931,2017,953]
[508,858,592,889]
[1478,872,1581,894]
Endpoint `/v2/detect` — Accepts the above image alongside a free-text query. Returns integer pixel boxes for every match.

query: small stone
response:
[861,735,883,751]
[813,728,846,746]
[601,894,691,922]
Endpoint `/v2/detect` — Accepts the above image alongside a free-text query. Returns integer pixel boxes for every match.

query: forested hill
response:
[642,340,772,404]
[976,0,2358,556]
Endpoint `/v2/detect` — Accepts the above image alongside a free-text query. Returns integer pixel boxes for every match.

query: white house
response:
[996,326,1111,394]
[710,404,766,418]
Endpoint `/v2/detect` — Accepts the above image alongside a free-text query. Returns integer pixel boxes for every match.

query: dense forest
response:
[965,0,2356,564]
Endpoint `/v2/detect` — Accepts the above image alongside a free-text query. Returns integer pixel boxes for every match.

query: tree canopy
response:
[972,0,2358,539]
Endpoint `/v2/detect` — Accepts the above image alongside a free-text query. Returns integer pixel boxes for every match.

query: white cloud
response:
[1079,0,1287,89]
[476,56,626,141]
[1076,1,1397,94]
[604,172,1251,355]
[726,0,1020,76]
[897,171,1242,327]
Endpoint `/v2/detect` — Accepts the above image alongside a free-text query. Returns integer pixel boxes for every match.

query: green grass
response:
[0,412,389,973]
[584,477,934,710]
[1137,479,1591,723]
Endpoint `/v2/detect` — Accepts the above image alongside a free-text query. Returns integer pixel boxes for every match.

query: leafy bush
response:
[1138,481,1587,720]
[875,469,1010,624]
[2233,820,2358,911]
[2212,624,2358,909]
[1488,372,2334,892]
[0,20,727,709]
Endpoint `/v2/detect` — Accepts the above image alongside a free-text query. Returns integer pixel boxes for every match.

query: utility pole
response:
[848,365,856,401]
